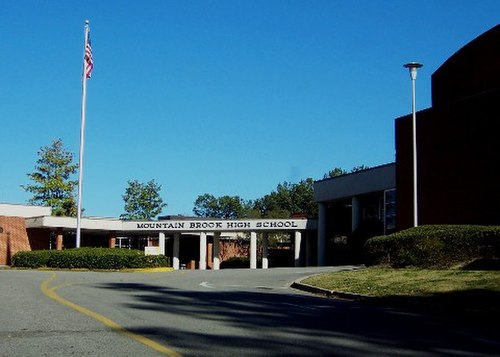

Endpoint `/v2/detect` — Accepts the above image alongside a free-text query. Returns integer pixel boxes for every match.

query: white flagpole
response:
[76,20,90,248]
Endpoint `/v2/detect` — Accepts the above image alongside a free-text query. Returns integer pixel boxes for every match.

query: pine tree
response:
[22,139,78,216]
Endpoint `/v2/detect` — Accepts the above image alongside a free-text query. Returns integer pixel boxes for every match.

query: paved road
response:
[1,267,499,356]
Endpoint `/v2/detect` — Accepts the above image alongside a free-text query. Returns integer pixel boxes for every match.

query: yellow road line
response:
[40,273,182,357]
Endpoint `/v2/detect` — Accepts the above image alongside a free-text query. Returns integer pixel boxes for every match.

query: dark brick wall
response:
[396,25,500,231]
[432,25,500,107]
[396,89,500,230]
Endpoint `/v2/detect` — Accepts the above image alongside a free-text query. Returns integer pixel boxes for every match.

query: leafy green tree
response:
[351,165,370,172]
[323,167,348,179]
[290,178,317,216]
[22,139,78,216]
[217,195,251,219]
[253,194,290,218]
[193,193,218,218]
[193,194,250,219]
[120,179,166,220]
[254,178,317,218]
[323,165,370,179]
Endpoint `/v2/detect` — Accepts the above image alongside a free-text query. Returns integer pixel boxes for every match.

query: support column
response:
[317,202,327,266]
[159,232,165,255]
[199,232,207,270]
[262,233,269,269]
[294,231,302,267]
[250,231,257,269]
[207,242,213,269]
[352,196,362,233]
[306,231,313,267]
[56,228,64,251]
[173,233,180,270]
[213,232,220,270]
[108,231,116,249]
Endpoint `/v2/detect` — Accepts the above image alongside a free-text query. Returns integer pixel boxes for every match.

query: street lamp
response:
[404,62,423,227]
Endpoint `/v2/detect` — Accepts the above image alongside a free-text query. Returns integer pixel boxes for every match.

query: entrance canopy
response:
[25,216,318,270]
[26,216,317,233]
[125,219,316,233]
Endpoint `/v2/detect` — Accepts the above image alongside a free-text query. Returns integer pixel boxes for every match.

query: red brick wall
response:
[220,240,250,262]
[0,229,7,265]
[0,216,31,265]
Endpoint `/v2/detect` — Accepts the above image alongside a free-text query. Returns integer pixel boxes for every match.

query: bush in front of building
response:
[11,248,170,270]
[10,249,53,268]
[364,225,500,268]
[220,256,250,269]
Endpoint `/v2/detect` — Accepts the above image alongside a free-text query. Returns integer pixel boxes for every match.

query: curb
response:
[291,275,369,301]
[1,266,174,273]
[291,276,498,319]
[120,267,174,273]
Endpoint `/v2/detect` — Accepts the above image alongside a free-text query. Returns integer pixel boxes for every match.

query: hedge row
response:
[220,256,250,269]
[11,248,170,270]
[365,225,500,268]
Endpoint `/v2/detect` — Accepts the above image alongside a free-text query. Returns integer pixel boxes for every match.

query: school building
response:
[314,24,500,264]
[0,203,317,269]
[1,25,499,268]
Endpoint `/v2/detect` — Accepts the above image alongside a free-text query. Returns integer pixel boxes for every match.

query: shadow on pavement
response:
[96,281,500,356]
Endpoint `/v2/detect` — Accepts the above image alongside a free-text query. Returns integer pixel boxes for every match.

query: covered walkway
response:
[24,216,318,270]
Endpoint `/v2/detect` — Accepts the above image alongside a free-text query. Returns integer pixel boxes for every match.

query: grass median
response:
[301,267,500,319]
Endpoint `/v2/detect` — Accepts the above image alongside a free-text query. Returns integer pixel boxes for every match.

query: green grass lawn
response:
[302,267,500,296]
[302,267,500,319]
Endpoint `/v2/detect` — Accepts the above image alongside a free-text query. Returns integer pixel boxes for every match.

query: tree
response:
[323,167,348,179]
[193,194,250,219]
[351,165,370,172]
[323,165,370,179]
[22,139,78,216]
[253,178,317,218]
[120,179,166,220]
[290,178,317,217]
[193,194,219,218]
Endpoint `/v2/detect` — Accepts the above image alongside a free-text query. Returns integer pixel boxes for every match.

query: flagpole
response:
[76,20,90,248]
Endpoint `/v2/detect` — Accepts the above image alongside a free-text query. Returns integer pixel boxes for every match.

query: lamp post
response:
[404,62,423,227]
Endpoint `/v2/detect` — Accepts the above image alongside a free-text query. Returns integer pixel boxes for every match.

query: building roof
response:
[432,24,500,107]
[314,163,395,202]
[0,203,52,218]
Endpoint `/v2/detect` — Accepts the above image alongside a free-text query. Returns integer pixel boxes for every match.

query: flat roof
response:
[314,163,395,202]
[0,203,52,218]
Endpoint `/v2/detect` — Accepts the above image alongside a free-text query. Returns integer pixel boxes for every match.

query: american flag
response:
[84,32,93,78]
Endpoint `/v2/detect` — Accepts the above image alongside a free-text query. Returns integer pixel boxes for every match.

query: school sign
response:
[122,219,316,232]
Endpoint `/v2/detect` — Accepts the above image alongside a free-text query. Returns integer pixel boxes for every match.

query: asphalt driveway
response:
[1,267,499,356]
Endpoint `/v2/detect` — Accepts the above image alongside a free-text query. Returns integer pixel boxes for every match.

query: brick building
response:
[3,26,499,267]
[315,24,500,263]
[396,24,500,229]
[0,203,316,269]
[0,204,51,265]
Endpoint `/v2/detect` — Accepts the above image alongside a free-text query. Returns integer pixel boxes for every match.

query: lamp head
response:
[404,62,423,80]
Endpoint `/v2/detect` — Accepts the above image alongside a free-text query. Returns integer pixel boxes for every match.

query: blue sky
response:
[1,1,498,217]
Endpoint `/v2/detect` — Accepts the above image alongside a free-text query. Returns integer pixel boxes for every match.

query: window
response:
[384,189,396,234]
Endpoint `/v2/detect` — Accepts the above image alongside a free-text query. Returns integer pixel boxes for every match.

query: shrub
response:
[11,250,52,268]
[220,256,250,269]
[364,225,500,268]
[11,248,170,270]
